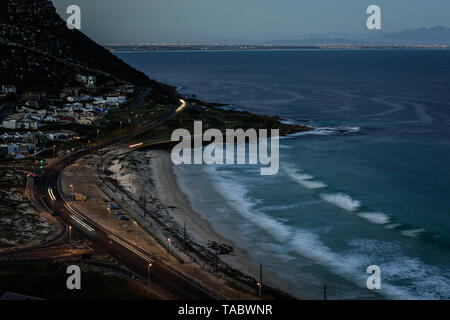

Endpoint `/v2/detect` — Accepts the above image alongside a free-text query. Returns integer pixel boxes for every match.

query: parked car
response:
[118,215,129,220]
[108,203,119,209]
[114,210,123,215]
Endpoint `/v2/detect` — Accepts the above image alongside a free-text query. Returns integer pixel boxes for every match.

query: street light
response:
[134,221,138,245]
[107,207,111,231]
[147,263,152,289]
[69,225,72,245]
[167,237,172,253]
[257,282,262,298]
[69,184,74,201]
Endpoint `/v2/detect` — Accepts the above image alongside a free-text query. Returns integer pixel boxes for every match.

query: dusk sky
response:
[52,0,450,43]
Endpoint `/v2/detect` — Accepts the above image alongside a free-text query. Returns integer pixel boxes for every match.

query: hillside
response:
[0,0,154,94]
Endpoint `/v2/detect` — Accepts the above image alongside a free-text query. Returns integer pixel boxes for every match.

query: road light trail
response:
[175,99,187,113]
[129,142,143,149]
[70,215,95,232]
[64,203,85,221]
[48,187,56,200]
[108,234,153,263]
[31,94,219,299]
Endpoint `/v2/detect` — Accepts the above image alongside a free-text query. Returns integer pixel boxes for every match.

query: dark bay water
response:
[117,50,450,299]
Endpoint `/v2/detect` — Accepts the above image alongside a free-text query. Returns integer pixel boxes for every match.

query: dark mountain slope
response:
[0,0,154,93]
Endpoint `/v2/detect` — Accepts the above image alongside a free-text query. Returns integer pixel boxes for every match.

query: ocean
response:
[116,50,450,299]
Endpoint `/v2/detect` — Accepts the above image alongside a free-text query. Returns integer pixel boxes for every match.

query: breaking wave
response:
[320,193,361,212]
[283,166,328,189]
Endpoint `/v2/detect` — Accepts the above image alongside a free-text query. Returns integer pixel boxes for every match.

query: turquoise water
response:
[117,50,450,299]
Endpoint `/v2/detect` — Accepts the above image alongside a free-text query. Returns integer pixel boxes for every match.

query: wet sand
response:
[149,150,296,296]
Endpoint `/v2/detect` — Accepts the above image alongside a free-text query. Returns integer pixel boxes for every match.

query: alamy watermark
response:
[170,121,279,175]
[66,5,81,30]
[366,265,381,290]
[66,265,81,290]
[367,5,381,30]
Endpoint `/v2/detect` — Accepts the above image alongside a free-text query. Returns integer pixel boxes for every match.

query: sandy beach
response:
[109,149,297,298]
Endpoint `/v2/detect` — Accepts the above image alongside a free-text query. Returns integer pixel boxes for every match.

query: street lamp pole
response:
[147,263,152,289]
[134,221,138,245]
[107,207,111,232]
[69,225,72,245]
[70,184,74,201]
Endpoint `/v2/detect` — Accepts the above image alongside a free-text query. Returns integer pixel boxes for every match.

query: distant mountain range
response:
[268,26,450,45]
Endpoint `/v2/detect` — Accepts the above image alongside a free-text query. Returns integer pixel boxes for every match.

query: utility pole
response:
[215,244,218,273]
[324,282,327,300]
[184,223,187,251]
[147,263,152,289]
[260,263,263,299]
[100,151,103,180]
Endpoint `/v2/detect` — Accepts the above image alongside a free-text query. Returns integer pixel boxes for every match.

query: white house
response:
[77,118,93,125]
[2,119,18,129]
[20,118,42,129]
[43,116,58,123]
[106,96,127,104]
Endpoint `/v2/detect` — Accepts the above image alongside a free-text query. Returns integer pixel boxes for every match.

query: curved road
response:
[30,98,219,299]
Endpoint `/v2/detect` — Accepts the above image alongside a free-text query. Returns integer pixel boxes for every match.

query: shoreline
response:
[118,149,300,298]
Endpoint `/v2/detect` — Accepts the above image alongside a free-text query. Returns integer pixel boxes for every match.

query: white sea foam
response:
[288,231,419,299]
[320,193,361,212]
[199,165,445,299]
[401,228,426,238]
[385,223,402,229]
[206,169,292,243]
[264,204,301,211]
[280,119,297,125]
[358,212,391,225]
[289,126,360,137]
[283,167,328,189]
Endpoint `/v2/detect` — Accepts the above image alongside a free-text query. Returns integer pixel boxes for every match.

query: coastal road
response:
[37,164,216,300]
[29,98,220,299]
